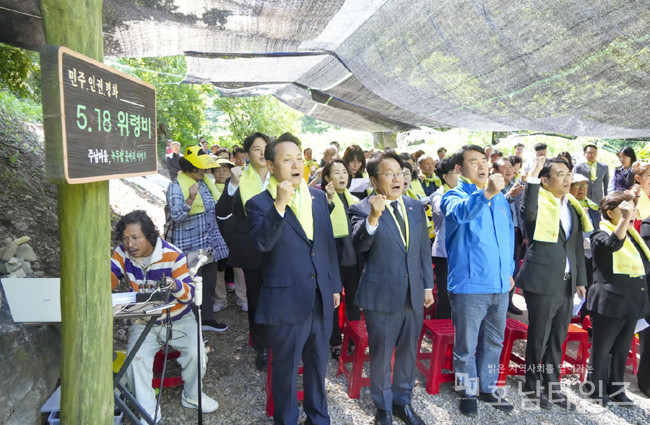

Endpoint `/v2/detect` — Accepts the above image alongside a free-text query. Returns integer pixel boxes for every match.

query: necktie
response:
[391,201,407,243]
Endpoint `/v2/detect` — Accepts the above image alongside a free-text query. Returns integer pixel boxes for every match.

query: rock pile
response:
[0,236,42,278]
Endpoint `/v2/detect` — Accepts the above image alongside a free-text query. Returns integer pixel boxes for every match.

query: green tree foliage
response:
[301,115,334,134]
[213,95,302,146]
[110,56,209,146]
[0,42,40,100]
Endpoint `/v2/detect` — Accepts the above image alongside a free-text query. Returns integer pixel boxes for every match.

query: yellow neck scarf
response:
[637,188,650,220]
[240,166,267,210]
[330,189,358,238]
[578,198,599,211]
[410,179,426,198]
[600,220,650,277]
[267,176,314,240]
[533,188,594,242]
[422,174,442,188]
[459,175,485,189]
[406,187,419,200]
[177,172,221,216]
[443,183,451,193]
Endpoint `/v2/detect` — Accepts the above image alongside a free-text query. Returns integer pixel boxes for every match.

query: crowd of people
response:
[110,135,650,424]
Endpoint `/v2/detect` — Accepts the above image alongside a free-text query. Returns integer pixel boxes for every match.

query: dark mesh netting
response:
[3,0,650,136]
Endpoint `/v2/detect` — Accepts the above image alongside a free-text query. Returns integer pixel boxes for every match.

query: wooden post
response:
[39,1,113,424]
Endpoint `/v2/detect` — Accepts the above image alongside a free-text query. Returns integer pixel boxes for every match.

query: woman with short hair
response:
[584,191,650,405]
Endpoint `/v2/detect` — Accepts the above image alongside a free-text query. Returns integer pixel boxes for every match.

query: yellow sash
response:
[214,182,225,200]
[405,188,419,200]
[578,198,599,211]
[600,220,650,277]
[533,188,594,242]
[637,188,650,220]
[267,176,314,240]
[330,189,358,238]
[177,172,221,216]
[409,179,426,199]
[240,166,267,210]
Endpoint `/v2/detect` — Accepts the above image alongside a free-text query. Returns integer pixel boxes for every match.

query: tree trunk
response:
[39,1,113,424]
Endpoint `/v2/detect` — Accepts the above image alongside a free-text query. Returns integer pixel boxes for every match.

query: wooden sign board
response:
[41,46,157,183]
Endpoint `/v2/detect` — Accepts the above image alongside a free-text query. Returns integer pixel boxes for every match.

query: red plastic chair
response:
[336,320,371,399]
[498,318,528,386]
[152,348,184,388]
[416,319,455,395]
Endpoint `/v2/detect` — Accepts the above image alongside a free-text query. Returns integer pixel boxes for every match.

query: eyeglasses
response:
[401,170,412,177]
[378,171,405,180]
[572,183,588,189]
[121,235,144,245]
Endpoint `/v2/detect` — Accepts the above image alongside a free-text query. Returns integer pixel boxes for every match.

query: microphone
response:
[189,255,208,278]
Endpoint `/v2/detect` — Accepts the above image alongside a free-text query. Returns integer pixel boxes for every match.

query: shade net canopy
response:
[3,0,650,137]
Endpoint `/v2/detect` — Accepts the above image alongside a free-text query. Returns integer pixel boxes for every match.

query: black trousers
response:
[432,257,450,319]
[267,290,331,425]
[243,268,268,353]
[330,264,361,347]
[198,261,219,321]
[523,290,572,395]
[638,326,650,397]
[588,313,637,396]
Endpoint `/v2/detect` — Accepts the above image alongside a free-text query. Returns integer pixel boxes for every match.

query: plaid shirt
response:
[166,178,229,261]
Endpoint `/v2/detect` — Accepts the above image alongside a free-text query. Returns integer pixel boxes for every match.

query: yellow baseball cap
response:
[185,145,218,169]
[216,158,236,168]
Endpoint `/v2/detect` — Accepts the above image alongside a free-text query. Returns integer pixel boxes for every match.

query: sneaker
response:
[236,298,248,312]
[459,396,478,417]
[212,299,228,312]
[181,391,219,413]
[226,282,235,293]
[479,390,514,412]
[202,319,228,332]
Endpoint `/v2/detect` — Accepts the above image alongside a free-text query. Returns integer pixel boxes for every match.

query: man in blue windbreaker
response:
[441,145,515,417]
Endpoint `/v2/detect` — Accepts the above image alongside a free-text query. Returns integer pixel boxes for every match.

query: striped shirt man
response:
[111,237,194,323]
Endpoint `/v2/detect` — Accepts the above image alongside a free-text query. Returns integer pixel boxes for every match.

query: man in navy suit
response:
[246,133,342,425]
[349,151,434,425]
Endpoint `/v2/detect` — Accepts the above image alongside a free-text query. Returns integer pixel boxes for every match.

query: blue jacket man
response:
[246,134,341,425]
[349,151,433,425]
[440,145,515,417]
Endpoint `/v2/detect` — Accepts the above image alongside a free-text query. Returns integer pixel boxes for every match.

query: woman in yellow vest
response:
[584,191,650,406]
[322,159,362,360]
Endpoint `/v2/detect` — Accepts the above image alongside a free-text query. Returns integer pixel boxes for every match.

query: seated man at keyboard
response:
[111,210,218,423]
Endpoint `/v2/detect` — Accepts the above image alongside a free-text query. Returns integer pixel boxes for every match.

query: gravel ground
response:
[113,292,650,425]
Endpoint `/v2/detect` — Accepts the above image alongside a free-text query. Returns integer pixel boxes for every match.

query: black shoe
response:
[255,348,269,371]
[548,391,575,410]
[201,320,228,332]
[508,303,523,315]
[459,396,478,417]
[478,390,514,412]
[609,391,633,406]
[589,392,610,407]
[374,409,392,425]
[392,404,425,425]
[331,346,342,361]
[524,391,552,410]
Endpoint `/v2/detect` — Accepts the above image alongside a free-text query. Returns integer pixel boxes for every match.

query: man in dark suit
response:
[573,144,609,204]
[349,151,434,425]
[216,132,271,370]
[246,133,341,425]
[516,156,588,409]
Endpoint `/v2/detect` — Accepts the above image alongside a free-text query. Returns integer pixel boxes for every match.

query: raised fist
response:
[275,180,296,212]
[230,166,243,185]
[485,174,505,200]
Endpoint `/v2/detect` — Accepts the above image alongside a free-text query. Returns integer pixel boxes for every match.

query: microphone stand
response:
[189,255,208,425]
